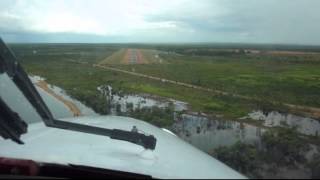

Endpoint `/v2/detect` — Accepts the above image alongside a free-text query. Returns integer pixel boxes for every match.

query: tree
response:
[212,142,261,178]
[261,128,309,166]
[116,103,121,114]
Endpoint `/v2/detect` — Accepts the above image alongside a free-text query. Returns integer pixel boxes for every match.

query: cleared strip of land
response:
[35,80,82,117]
[99,48,161,65]
[99,48,127,64]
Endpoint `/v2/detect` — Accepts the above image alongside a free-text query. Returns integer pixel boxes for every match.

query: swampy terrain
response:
[10,43,320,179]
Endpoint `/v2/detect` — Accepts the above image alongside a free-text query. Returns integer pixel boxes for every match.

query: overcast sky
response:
[1,0,320,44]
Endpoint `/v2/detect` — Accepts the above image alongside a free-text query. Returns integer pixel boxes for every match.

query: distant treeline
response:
[171,48,247,56]
[8,42,320,53]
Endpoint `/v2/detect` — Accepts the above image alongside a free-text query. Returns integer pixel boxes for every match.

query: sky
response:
[0,0,320,44]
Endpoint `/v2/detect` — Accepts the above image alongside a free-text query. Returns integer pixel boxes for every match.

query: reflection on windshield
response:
[0,73,41,124]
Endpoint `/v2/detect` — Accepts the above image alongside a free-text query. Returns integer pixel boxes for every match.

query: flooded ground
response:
[36,86,73,118]
[170,111,319,179]
[12,76,317,178]
[30,75,97,119]
[246,110,320,136]
[172,110,320,152]
[95,84,320,178]
[27,79,319,156]
[97,85,320,151]
[97,85,188,115]
[171,113,264,152]
[7,75,318,178]
[48,84,97,116]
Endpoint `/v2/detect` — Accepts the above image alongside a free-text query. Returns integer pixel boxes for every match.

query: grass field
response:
[9,43,320,121]
[109,53,320,110]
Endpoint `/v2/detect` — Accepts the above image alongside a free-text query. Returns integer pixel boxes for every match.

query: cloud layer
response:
[1,0,320,44]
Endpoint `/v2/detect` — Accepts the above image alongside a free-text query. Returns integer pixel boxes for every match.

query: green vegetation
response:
[9,43,320,179]
[308,153,320,178]
[11,43,118,64]
[113,52,320,109]
[261,128,310,166]
[211,128,313,178]
[213,142,261,178]
[10,43,320,125]
[122,105,175,128]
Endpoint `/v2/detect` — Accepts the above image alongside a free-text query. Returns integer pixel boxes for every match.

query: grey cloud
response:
[1,0,320,44]
[0,13,26,33]
[1,31,127,43]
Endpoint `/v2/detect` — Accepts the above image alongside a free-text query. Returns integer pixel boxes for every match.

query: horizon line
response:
[6,41,320,47]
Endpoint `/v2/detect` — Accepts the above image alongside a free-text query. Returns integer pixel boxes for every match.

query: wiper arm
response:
[0,38,157,150]
[53,120,156,150]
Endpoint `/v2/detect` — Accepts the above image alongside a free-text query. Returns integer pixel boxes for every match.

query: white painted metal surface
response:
[0,115,246,179]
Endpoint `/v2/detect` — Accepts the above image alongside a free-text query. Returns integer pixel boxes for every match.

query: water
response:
[97,84,262,153]
[96,83,320,178]
[4,74,317,178]
[171,113,264,152]
[49,85,97,116]
[97,84,320,153]
[36,86,73,119]
[1,73,72,123]
[30,75,97,118]
[170,111,319,179]
[171,110,320,153]
[97,85,188,115]
[247,110,320,136]
[103,83,264,152]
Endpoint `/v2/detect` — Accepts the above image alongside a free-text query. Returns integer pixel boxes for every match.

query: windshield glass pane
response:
[0,73,41,124]
[1,0,320,179]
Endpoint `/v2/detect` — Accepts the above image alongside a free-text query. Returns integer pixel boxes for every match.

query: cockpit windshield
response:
[1,0,320,179]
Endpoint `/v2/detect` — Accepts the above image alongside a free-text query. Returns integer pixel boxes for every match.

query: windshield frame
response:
[0,38,157,150]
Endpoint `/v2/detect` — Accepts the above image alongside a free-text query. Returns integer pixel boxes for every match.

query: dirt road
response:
[35,81,82,117]
[93,64,244,97]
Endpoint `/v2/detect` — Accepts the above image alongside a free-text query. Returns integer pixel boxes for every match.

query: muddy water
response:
[171,113,265,152]
[97,85,188,115]
[97,84,264,152]
[247,110,320,136]
[171,110,320,152]
[170,112,319,179]
[98,84,320,153]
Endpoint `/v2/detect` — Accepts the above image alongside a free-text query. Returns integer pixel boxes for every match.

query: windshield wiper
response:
[0,38,157,150]
[0,97,27,144]
[52,120,156,150]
